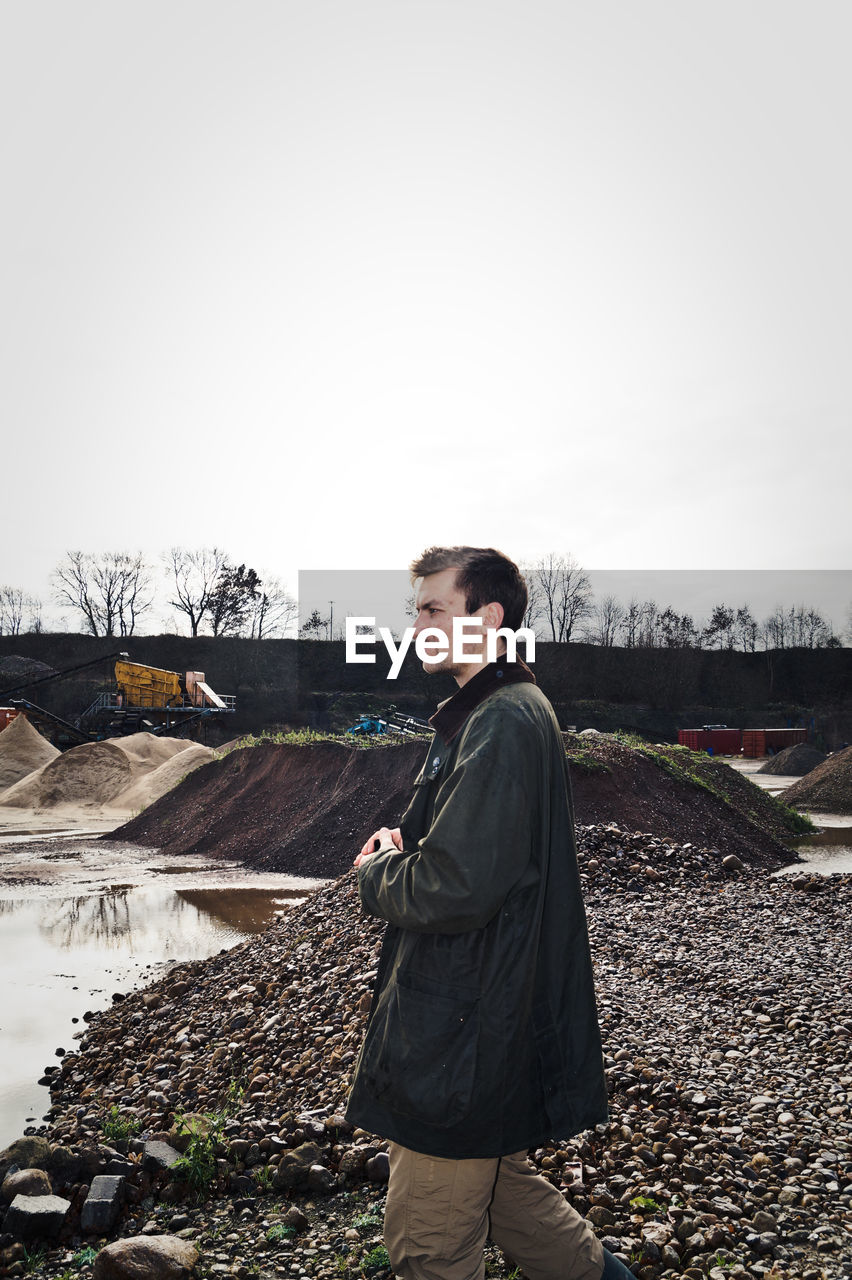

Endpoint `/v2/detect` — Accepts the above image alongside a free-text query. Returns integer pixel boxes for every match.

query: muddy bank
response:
[112,734,806,878]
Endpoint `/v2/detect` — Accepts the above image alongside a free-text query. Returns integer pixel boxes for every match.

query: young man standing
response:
[347,546,631,1280]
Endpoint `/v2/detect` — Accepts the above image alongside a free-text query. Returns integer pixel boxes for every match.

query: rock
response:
[722,854,744,872]
[365,1152,390,1183]
[272,1142,322,1190]
[81,1174,125,1233]
[0,1137,52,1183]
[307,1163,335,1194]
[1,1168,52,1203]
[92,1233,199,1278]
[3,1192,71,1240]
[142,1141,182,1173]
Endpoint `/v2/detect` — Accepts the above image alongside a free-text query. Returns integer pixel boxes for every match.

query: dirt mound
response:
[0,740,134,809]
[114,742,215,812]
[758,742,827,776]
[0,714,59,790]
[113,733,802,877]
[109,732,196,769]
[114,741,426,876]
[0,655,55,685]
[563,734,803,867]
[782,745,852,813]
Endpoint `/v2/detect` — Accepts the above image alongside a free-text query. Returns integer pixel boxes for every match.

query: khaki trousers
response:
[384,1143,605,1280]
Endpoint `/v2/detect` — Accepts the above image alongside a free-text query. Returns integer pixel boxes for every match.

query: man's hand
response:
[354,825,403,868]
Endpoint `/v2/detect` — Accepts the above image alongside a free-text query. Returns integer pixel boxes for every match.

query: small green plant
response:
[71,1244,100,1267]
[351,1210,384,1233]
[223,1076,246,1114]
[171,1109,226,1194]
[100,1104,141,1141]
[266,1223,297,1242]
[253,1163,275,1192]
[629,1193,666,1213]
[22,1242,47,1272]
[360,1245,391,1276]
[711,1254,738,1271]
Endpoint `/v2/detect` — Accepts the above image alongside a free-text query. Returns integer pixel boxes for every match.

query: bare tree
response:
[637,599,660,647]
[166,547,229,636]
[735,605,758,653]
[249,577,298,639]
[530,554,592,642]
[621,597,642,647]
[586,594,625,646]
[659,606,700,648]
[519,565,543,633]
[53,551,151,637]
[0,586,35,636]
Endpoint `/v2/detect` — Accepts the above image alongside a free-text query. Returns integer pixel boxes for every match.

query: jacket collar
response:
[429,651,536,744]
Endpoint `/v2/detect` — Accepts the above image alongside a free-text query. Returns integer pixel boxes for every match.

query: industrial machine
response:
[0,654,235,746]
[347,708,431,738]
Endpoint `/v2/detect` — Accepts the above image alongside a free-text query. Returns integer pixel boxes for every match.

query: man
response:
[346,546,632,1280]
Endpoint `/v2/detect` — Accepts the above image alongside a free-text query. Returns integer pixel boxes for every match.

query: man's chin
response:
[421,658,461,677]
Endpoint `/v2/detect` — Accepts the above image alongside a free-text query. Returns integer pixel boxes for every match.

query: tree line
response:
[0,550,848,649]
[0,549,297,639]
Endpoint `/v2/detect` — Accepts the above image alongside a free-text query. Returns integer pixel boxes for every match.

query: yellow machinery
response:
[114,660,183,709]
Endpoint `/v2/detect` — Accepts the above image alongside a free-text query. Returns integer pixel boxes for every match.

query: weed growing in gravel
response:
[71,1245,99,1267]
[171,1110,226,1195]
[629,1193,667,1213]
[360,1245,391,1275]
[252,1163,275,1193]
[265,1223,296,1242]
[351,1209,384,1233]
[100,1103,141,1141]
[22,1243,47,1272]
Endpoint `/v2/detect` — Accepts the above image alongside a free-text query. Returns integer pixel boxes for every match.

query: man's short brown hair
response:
[409,546,528,633]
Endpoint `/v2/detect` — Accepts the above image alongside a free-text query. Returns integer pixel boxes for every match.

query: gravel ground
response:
[1,826,850,1280]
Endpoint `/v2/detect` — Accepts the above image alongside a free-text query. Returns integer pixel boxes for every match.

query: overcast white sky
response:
[2,1,850,631]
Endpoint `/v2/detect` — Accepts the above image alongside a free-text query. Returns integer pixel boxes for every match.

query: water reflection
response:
[0,875,317,1150]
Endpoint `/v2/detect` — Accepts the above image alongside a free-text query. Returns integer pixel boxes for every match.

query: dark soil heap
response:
[758,743,827,776]
[114,739,425,878]
[783,745,852,814]
[112,734,809,878]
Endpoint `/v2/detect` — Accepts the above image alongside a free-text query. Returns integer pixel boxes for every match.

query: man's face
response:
[412,568,501,678]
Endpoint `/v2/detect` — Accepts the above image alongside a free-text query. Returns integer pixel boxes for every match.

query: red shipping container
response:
[706,729,742,755]
[742,730,765,758]
[0,708,20,732]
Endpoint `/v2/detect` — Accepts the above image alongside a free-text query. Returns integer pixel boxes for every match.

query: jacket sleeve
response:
[357,706,536,933]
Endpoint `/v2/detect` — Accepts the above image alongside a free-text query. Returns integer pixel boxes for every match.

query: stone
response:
[142,1141,182,1173]
[1,1168,52,1203]
[3,1193,71,1240]
[81,1174,125,1233]
[307,1163,335,1193]
[0,1137,52,1183]
[272,1142,321,1190]
[92,1233,199,1278]
[365,1152,390,1183]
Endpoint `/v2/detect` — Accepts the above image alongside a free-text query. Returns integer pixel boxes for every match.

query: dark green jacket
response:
[345,661,608,1158]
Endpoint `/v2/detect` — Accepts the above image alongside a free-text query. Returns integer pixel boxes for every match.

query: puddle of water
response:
[0,834,326,1149]
[775,821,852,877]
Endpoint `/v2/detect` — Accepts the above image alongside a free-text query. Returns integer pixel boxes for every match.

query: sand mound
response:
[0,730,207,813]
[783,746,852,814]
[0,740,134,809]
[112,732,196,768]
[758,742,827,776]
[0,714,60,790]
[113,742,215,812]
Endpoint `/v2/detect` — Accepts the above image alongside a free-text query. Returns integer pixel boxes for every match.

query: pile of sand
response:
[113,742,215,812]
[783,746,852,814]
[758,742,827,776]
[0,714,60,790]
[0,730,214,814]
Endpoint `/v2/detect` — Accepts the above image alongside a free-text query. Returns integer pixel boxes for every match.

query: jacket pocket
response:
[360,976,479,1129]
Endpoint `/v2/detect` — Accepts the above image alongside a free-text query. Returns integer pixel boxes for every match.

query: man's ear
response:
[483,601,505,629]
